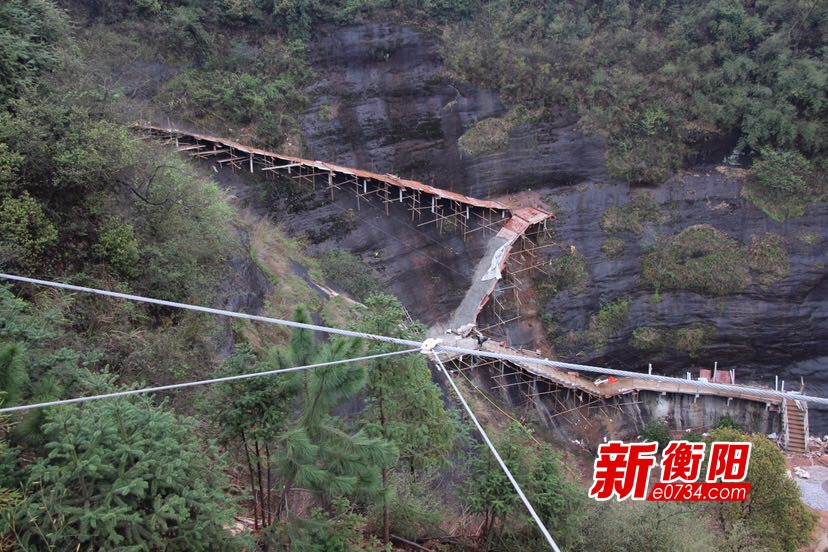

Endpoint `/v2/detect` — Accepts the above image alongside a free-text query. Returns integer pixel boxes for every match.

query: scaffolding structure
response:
[446,353,642,428]
[478,222,558,340]
[139,124,549,241]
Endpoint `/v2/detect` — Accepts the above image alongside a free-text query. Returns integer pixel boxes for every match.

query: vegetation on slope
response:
[441,0,827,189]
[743,148,826,221]
[600,192,665,234]
[642,225,790,295]
[630,324,717,358]
[0,1,821,550]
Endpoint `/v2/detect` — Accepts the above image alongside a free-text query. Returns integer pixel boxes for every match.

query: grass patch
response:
[675,325,713,357]
[457,107,538,156]
[600,192,664,234]
[241,214,367,349]
[535,251,589,303]
[593,298,630,337]
[601,237,626,258]
[798,232,819,245]
[630,326,670,352]
[630,324,716,358]
[743,149,824,222]
[641,225,751,295]
[247,219,321,342]
[318,249,379,301]
[318,103,338,121]
[747,233,789,287]
[555,297,630,352]
[643,226,790,295]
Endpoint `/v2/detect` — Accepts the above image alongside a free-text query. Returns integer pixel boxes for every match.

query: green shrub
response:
[747,233,789,286]
[593,298,630,337]
[601,237,626,258]
[642,225,751,295]
[318,103,336,121]
[535,251,589,303]
[643,226,792,295]
[745,149,816,221]
[675,325,714,358]
[160,67,309,145]
[555,297,630,351]
[0,143,23,193]
[641,419,671,450]
[94,220,140,277]
[630,325,715,359]
[713,415,742,431]
[0,0,69,105]
[458,116,513,156]
[52,122,138,193]
[0,193,57,267]
[600,192,664,234]
[752,149,811,198]
[630,326,668,351]
[606,135,686,184]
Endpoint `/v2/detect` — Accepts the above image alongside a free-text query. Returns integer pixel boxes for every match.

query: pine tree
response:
[12,397,246,550]
[212,305,397,547]
[358,294,457,543]
[0,343,26,407]
[274,310,398,521]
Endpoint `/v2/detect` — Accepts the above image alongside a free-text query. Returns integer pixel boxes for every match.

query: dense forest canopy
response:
[0,0,824,549]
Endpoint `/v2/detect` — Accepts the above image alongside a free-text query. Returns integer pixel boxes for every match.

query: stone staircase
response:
[783,398,808,454]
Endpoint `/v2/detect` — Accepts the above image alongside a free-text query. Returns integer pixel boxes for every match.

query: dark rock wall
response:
[300,23,606,199]
[291,23,826,433]
[537,172,828,431]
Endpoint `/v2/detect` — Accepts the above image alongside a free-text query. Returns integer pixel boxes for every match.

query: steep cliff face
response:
[291,23,827,431]
[536,173,828,429]
[300,23,607,199]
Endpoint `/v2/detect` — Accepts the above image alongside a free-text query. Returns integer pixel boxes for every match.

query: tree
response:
[466,422,584,551]
[0,0,69,106]
[707,428,818,552]
[358,293,457,542]
[0,192,57,268]
[0,343,26,407]
[580,501,716,552]
[272,311,398,522]
[213,306,397,548]
[0,411,22,546]
[94,220,141,278]
[210,344,297,530]
[11,397,246,550]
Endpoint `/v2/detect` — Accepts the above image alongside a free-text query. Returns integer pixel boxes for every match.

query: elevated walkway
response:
[140,123,795,434]
[138,123,552,240]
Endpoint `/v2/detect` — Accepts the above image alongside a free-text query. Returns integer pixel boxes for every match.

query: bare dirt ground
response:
[787,454,828,551]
